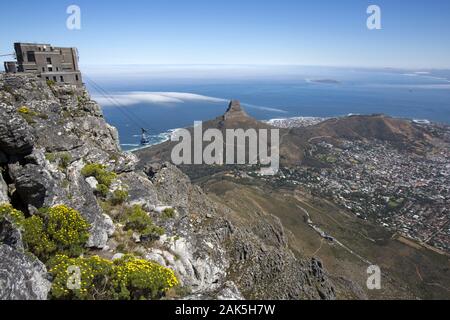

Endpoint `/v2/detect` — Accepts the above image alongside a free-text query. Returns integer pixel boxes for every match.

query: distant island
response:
[308,79,341,84]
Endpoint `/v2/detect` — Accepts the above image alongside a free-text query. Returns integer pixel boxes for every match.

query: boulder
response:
[85,176,98,189]
[0,217,23,250]
[8,163,55,209]
[0,104,35,156]
[0,245,51,300]
[148,235,227,293]
[118,171,158,209]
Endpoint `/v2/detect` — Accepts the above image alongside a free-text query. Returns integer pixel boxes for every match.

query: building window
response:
[53,76,57,82]
[46,57,52,64]
[46,77,49,80]
[60,76,64,82]
[75,75,79,81]
[27,51,36,62]
[42,67,45,72]
[48,67,53,72]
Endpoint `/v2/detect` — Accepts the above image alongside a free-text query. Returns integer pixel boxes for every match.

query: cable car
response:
[140,128,151,145]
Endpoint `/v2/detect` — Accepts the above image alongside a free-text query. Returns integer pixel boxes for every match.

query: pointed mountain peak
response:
[226,100,243,112]
[224,100,249,121]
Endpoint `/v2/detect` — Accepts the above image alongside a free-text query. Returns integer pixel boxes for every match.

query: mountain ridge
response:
[136,100,433,167]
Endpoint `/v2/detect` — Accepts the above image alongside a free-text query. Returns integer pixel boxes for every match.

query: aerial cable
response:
[84,75,144,125]
[86,76,154,131]
[84,76,151,130]
[84,78,141,127]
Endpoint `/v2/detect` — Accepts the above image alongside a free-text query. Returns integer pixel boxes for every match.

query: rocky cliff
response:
[0,73,336,300]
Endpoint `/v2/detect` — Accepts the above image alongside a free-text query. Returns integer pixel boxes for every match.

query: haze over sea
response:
[84,65,450,151]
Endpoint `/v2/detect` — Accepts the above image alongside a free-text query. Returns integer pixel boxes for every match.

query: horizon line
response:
[80,64,450,71]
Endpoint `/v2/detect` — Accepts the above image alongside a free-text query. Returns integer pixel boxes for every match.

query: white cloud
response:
[93,91,287,113]
[241,103,288,113]
[93,91,227,106]
[154,92,227,103]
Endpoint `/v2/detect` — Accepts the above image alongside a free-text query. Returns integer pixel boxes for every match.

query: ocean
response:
[83,65,450,151]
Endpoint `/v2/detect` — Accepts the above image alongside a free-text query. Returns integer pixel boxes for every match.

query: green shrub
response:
[161,208,175,220]
[46,152,72,170]
[95,184,109,198]
[49,254,178,300]
[45,153,57,162]
[111,189,128,206]
[81,163,116,188]
[61,179,70,189]
[38,113,49,120]
[23,205,90,261]
[123,205,164,240]
[59,153,72,170]
[81,163,103,177]
[46,79,56,87]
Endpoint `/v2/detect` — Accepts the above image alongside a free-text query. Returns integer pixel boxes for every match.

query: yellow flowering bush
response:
[1,204,89,261]
[0,205,55,256]
[49,254,113,300]
[0,204,25,226]
[113,255,179,300]
[23,205,90,261]
[49,254,179,300]
[22,215,56,259]
[17,106,30,114]
[46,205,90,251]
[17,106,40,124]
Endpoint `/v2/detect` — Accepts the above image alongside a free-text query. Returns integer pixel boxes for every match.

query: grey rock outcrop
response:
[8,163,55,210]
[0,217,23,250]
[118,171,159,209]
[0,245,51,300]
[143,162,336,300]
[0,173,8,203]
[72,170,115,248]
[0,73,124,249]
[0,103,34,157]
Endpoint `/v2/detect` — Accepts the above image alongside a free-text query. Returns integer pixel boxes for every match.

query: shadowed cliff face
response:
[0,73,337,300]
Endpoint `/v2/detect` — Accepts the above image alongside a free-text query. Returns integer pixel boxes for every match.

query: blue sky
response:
[1,0,450,68]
